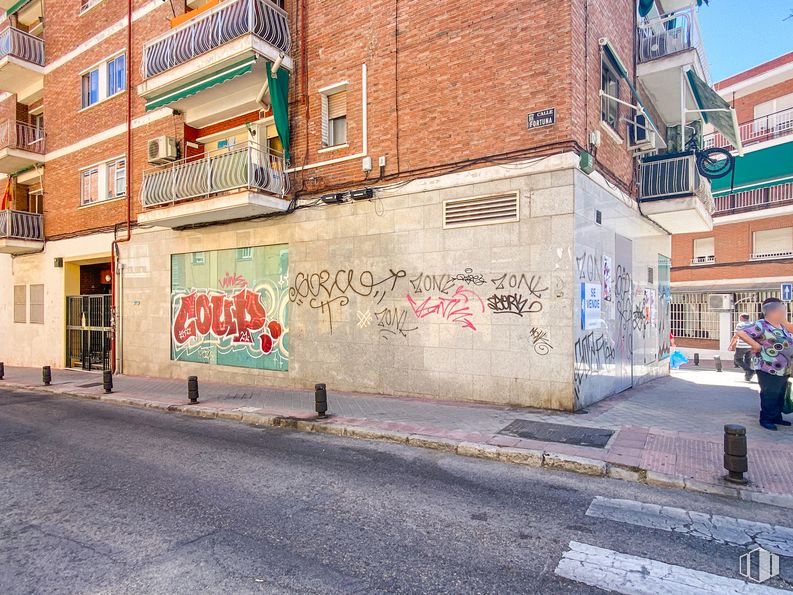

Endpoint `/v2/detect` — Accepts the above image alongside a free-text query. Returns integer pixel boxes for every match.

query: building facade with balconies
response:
[0,0,732,410]
[671,51,793,357]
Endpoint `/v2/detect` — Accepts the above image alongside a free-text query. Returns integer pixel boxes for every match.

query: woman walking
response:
[736,298,793,431]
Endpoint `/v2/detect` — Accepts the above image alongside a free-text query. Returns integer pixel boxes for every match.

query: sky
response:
[697,0,792,83]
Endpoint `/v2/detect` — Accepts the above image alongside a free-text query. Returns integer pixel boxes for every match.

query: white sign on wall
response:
[581,282,602,330]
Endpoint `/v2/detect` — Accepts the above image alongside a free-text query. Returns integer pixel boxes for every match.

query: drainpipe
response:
[110,0,133,373]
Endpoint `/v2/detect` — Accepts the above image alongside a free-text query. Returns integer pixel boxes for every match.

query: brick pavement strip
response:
[5,367,793,508]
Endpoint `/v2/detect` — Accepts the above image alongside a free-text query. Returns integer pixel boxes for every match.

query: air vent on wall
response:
[443,192,520,229]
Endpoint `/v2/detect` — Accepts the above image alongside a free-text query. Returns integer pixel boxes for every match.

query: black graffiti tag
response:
[487,293,541,317]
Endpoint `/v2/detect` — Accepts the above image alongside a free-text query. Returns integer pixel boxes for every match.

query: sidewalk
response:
[2,363,793,507]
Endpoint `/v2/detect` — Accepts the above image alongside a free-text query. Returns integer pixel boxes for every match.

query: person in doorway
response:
[736,298,793,431]
[729,313,755,381]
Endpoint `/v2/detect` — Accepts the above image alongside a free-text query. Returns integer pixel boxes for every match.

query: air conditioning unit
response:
[627,114,657,152]
[147,136,178,165]
[708,293,734,312]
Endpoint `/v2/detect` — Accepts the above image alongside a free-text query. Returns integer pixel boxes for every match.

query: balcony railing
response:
[141,141,288,208]
[0,27,45,66]
[714,182,793,216]
[691,255,715,265]
[638,152,714,211]
[0,209,44,241]
[141,0,290,79]
[0,120,45,153]
[750,251,793,261]
[703,107,793,151]
[637,10,710,82]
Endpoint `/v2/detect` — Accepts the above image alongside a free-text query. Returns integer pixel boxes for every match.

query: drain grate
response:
[498,419,614,448]
[77,382,103,388]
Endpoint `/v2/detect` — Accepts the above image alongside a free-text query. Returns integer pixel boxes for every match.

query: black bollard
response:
[0,361,4,379]
[42,366,51,386]
[315,383,328,418]
[187,376,199,404]
[714,355,723,372]
[724,424,748,484]
[693,353,700,366]
[102,369,113,394]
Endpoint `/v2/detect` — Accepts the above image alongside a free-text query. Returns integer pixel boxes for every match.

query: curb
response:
[4,381,793,509]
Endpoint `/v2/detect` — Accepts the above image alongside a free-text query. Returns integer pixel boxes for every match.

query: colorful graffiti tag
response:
[171,245,289,370]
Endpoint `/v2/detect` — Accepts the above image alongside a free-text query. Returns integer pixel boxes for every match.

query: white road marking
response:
[587,496,793,557]
[555,541,787,594]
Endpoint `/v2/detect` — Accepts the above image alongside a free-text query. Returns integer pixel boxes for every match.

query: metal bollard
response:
[0,362,4,379]
[315,383,328,418]
[693,353,700,366]
[724,424,748,484]
[42,366,51,386]
[187,376,199,404]
[714,355,723,372]
[102,369,113,394]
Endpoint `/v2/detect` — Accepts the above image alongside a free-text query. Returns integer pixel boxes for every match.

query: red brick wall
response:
[726,78,793,124]
[671,214,793,282]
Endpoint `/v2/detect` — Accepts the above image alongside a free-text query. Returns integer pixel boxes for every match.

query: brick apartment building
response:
[0,0,739,410]
[671,51,793,357]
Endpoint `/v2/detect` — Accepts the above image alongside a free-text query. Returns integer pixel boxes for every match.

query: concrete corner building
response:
[0,0,735,410]
[672,51,793,358]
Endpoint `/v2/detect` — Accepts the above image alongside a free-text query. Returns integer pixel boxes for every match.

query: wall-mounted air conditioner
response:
[147,136,178,165]
[627,114,657,152]
[708,293,734,312]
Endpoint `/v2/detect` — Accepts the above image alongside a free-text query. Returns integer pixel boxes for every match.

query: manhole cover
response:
[77,382,102,388]
[498,419,614,448]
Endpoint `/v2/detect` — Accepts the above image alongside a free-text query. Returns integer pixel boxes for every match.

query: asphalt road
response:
[2,388,793,594]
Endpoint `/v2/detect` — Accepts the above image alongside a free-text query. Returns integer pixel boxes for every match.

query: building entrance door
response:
[66,294,112,371]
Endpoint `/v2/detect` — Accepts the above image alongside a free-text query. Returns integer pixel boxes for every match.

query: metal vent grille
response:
[443,192,519,229]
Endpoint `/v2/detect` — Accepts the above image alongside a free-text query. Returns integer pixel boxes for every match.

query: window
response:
[29,285,44,324]
[752,227,793,258]
[81,68,99,108]
[693,237,715,263]
[107,54,126,97]
[13,285,26,324]
[321,89,347,147]
[80,54,126,109]
[601,57,621,132]
[106,158,126,199]
[236,247,253,261]
[81,167,99,205]
[80,0,102,14]
[31,113,44,143]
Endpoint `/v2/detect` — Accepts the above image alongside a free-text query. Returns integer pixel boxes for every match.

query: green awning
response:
[711,143,793,195]
[266,61,290,162]
[686,69,744,155]
[638,0,654,17]
[145,57,257,112]
[6,0,31,16]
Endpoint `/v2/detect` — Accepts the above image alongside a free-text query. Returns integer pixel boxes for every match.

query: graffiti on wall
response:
[407,285,485,331]
[171,245,289,370]
[573,330,616,405]
[529,327,553,355]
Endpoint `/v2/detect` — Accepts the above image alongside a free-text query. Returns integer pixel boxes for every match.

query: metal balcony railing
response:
[637,10,710,82]
[140,141,288,208]
[0,120,45,153]
[0,209,44,241]
[691,255,715,265]
[714,182,793,216]
[750,251,793,261]
[703,107,793,151]
[0,27,45,66]
[638,152,714,212]
[141,0,290,79]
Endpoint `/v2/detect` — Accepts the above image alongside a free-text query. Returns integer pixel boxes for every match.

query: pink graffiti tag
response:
[406,285,485,331]
[218,272,248,289]
[172,288,281,354]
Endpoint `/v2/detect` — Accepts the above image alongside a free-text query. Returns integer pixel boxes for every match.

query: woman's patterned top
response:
[745,320,793,376]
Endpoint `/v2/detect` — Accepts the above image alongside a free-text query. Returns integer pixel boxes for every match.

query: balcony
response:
[0,26,44,103]
[138,0,291,125]
[690,255,715,265]
[138,141,289,228]
[714,182,793,217]
[0,209,43,254]
[638,152,714,233]
[0,120,44,173]
[750,251,793,261]
[703,108,793,151]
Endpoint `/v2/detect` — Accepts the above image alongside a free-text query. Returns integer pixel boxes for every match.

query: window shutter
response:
[754,228,793,255]
[328,91,347,119]
[321,93,329,146]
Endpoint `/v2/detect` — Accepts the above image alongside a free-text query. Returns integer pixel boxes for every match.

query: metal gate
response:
[614,234,633,393]
[66,295,112,371]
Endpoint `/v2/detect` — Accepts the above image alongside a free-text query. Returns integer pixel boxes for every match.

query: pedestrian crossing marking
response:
[586,496,793,557]
[555,541,787,594]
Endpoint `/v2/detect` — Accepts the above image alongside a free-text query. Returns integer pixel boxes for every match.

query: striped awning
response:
[145,56,257,112]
